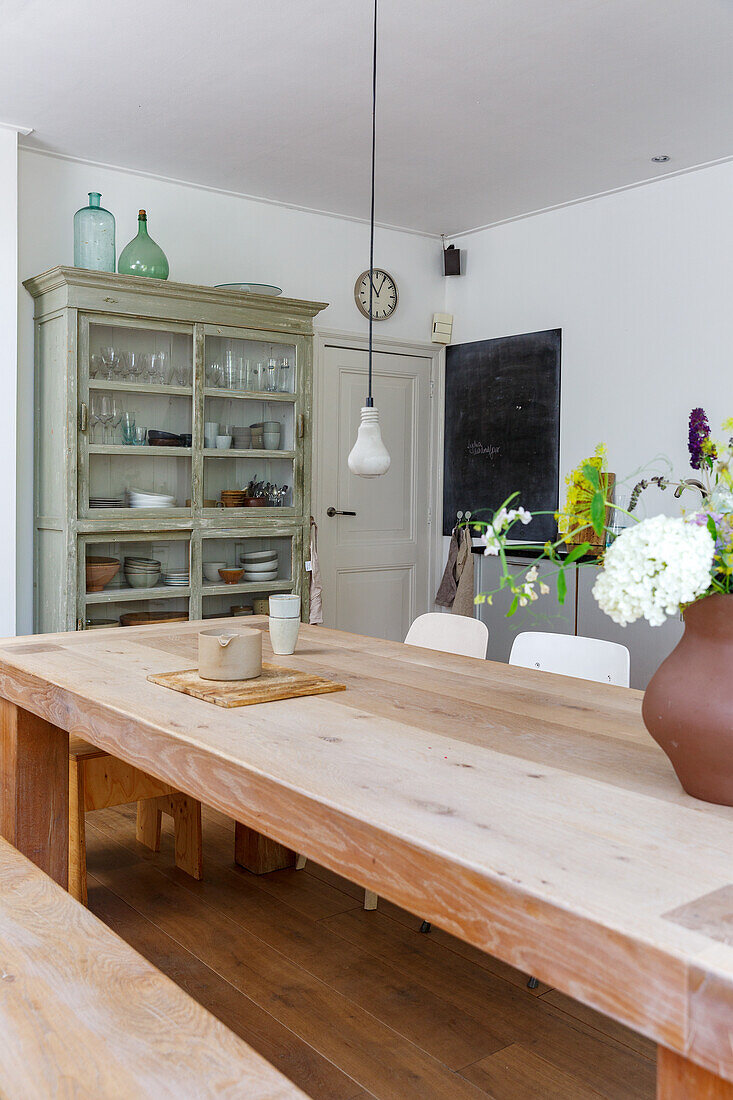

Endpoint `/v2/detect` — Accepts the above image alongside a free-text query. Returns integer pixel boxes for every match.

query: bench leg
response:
[0,700,68,888]
[295,853,307,870]
[364,890,378,910]
[169,794,203,881]
[68,756,87,905]
[657,1047,733,1098]
[234,821,296,874]
[136,799,162,852]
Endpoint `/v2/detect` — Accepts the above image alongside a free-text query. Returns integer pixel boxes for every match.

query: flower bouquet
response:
[472,409,733,805]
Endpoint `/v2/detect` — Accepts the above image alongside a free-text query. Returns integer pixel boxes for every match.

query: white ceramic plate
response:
[215,282,282,296]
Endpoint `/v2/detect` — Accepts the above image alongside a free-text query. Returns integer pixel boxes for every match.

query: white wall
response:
[0,128,18,637]
[444,163,733,684]
[17,149,444,633]
[447,161,733,498]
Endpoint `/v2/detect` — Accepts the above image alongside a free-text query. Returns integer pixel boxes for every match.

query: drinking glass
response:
[121,412,136,445]
[252,361,265,391]
[89,354,102,379]
[144,354,158,386]
[278,357,292,392]
[151,351,168,382]
[99,395,114,444]
[207,362,222,388]
[134,426,148,446]
[265,358,278,393]
[100,346,117,380]
[90,397,103,443]
[174,362,189,386]
[110,397,122,443]
[126,352,143,383]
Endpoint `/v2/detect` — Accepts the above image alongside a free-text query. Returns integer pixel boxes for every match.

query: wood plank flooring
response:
[85,803,656,1100]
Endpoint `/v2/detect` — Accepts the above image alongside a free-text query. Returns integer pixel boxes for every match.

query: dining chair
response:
[509,631,630,687]
[68,737,203,906]
[303,612,489,913]
[507,629,630,985]
[404,612,489,659]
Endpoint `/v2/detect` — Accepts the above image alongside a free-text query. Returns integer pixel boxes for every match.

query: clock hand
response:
[377,273,387,294]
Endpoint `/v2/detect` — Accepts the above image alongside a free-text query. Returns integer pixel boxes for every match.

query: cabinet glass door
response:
[79,316,194,518]
[202,327,303,516]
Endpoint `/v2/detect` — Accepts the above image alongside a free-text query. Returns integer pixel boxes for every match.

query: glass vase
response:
[73,192,116,272]
[118,210,169,280]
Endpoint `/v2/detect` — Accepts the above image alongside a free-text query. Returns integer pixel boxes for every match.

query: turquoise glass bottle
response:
[118,209,169,279]
[73,192,116,272]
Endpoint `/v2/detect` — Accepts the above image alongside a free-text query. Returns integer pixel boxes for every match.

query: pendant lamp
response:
[348,0,391,478]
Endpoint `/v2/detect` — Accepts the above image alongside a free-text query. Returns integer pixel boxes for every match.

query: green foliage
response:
[590,491,606,536]
[556,568,567,605]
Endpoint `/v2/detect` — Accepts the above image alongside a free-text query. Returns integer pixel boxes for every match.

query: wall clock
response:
[354,269,399,320]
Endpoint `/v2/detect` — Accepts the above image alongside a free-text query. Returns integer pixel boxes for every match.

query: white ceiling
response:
[3,0,733,235]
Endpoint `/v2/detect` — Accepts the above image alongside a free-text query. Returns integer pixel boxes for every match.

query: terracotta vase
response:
[642,593,733,805]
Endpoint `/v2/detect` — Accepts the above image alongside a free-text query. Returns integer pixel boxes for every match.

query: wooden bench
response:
[0,837,307,1099]
[69,735,203,905]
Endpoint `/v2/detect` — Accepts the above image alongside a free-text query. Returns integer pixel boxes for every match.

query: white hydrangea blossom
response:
[592,515,714,627]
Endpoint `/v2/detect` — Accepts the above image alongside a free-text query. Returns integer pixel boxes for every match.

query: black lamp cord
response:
[366,0,377,407]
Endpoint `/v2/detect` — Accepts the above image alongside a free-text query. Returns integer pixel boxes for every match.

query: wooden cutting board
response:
[147,662,346,708]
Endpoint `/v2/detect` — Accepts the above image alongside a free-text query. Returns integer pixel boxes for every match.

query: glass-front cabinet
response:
[25,267,327,632]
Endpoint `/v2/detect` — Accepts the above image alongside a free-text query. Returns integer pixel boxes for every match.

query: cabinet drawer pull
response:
[79,402,88,432]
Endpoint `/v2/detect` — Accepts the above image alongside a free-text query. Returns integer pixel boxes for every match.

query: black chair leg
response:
[419,920,431,934]
[527,976,539,989]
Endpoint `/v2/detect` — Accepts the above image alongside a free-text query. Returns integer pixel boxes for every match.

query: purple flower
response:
[688,407,712,470]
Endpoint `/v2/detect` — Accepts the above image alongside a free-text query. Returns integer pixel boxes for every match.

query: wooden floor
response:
[85,804,656,1100]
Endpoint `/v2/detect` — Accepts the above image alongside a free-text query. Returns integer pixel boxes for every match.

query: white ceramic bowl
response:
[125,571,160,589]
[203,561,227,582]
[244,569,278,581]
[241,550,278,564]
[216,435,232,450]
[243,560,279,574]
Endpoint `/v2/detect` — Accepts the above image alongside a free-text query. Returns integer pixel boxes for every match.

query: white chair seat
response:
[509,631,630,687]
[405,612,488,659]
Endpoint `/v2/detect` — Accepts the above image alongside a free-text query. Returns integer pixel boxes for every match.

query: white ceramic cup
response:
[216,434,232,450]
[198,627,262,681]
[205,421,219,436]
[268,594,301,655]
[268,594,301,618]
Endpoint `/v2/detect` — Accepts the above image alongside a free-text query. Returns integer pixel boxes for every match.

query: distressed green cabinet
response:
[24,267,327,633]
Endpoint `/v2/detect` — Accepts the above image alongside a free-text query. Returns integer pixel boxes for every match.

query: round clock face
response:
[354,269,398,320]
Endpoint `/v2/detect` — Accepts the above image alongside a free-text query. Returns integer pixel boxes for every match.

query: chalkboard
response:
[442,329,561,540]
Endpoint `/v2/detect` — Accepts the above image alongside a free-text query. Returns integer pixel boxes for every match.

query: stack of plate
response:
[124,556,162,588]
[240,548,279,582]
[162,569,190,587]
[90,496,125,508]
[221,489,247,507]
[129,489,177,509]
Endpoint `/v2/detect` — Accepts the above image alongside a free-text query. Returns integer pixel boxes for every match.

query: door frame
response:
[314,329,445,621]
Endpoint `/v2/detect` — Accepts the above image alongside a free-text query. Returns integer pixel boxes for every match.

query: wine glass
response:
[110,397,123,444]
[126,352,142,383]
[90,397,103,444]
[99,395,114,444]
[100,346,117,380]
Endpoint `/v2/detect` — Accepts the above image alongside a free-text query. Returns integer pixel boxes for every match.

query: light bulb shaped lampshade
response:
[347,406,391,477]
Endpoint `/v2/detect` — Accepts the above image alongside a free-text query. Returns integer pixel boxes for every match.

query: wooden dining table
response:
[0,617,731,1098]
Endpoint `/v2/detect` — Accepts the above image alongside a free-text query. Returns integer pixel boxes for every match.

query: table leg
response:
[234,821,296,874]
[657,1047,733,1098]
[0,699,68,888]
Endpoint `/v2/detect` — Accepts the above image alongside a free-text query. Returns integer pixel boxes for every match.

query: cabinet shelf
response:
[85,584,191,605]
[203,448,295,460]
[201,579,292,597]
[89,380,192,397]
[204,387,296,402]
[89,444,192,457]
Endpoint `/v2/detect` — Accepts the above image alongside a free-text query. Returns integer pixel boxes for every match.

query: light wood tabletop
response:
[0,618,732,1098]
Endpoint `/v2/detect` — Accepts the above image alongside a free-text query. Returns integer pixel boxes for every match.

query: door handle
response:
[326,507,356,517]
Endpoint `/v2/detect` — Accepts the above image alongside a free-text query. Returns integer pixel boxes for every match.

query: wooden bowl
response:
[119,610,188,627]
[218,568,244,585]
[86,555,120,593]
[244,497,268,507]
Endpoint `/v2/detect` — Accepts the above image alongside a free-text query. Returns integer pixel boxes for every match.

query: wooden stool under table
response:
[68,736,203,905]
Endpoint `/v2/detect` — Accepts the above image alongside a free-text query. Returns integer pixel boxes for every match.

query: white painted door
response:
[317,345,432,642]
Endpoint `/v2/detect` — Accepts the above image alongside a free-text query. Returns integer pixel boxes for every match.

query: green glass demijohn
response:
[118,209,169,280]
[73,192,116,272]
